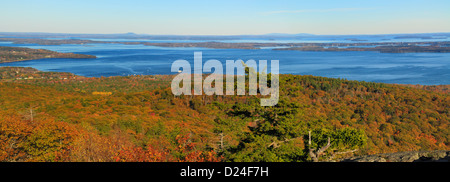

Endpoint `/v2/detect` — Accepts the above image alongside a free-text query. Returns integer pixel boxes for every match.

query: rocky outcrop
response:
[341,150,450,162]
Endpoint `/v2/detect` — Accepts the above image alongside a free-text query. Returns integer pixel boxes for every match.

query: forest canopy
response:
[0,67,448,162]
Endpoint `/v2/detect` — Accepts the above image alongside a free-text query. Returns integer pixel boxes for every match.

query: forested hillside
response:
[0,67,448,162]
[0,46,96,63]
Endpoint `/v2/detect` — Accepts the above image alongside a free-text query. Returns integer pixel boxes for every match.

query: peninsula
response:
[0,46,96,63]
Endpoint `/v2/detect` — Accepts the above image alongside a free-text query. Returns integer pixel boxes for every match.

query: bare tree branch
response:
[308,131,318,162]
[316,137,331,156]
[308,130,332,162]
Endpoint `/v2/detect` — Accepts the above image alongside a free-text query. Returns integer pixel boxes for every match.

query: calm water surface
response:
[0,42,449,85]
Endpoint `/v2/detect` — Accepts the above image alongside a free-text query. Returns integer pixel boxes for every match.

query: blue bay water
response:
[0,42,449,85]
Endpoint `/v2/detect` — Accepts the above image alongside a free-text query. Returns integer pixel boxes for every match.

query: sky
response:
[1,0,450,35]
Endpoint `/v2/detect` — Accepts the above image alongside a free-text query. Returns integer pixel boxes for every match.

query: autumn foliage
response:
[0,67,448,161]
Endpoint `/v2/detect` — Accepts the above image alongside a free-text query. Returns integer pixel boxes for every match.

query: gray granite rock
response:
[341,150,450,162]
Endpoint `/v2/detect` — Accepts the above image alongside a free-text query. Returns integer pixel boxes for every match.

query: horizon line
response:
[1,31,450,37]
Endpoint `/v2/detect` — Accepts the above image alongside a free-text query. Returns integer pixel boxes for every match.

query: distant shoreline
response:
[1,37,450,53]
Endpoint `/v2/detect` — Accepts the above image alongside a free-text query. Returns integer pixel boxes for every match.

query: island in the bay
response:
[1,32,450,53]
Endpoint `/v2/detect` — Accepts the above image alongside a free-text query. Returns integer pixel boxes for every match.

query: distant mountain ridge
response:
[1,32,449,40]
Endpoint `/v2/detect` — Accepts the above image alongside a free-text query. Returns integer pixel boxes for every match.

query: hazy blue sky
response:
[1,0,449,35]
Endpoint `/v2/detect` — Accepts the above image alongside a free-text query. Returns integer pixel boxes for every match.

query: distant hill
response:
[1,32,448,40]
[262,33,316,37]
